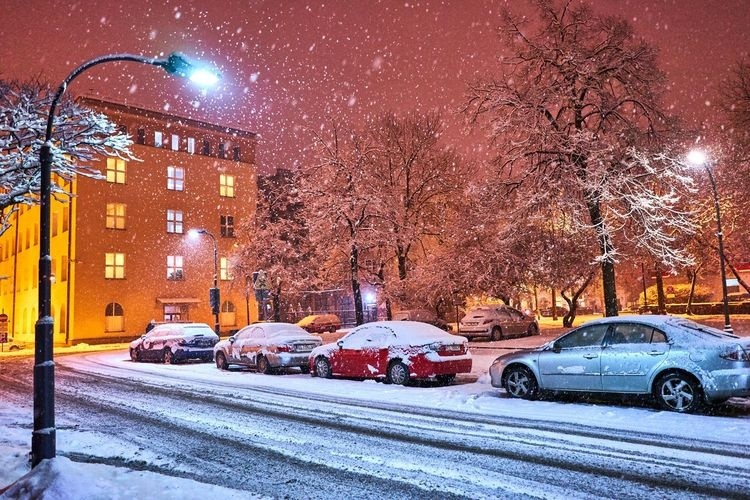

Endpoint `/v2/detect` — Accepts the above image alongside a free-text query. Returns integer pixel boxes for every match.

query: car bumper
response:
[174,348,214,361]
[457,327,491,338]
[266,352,311,368]
[412,355,472,377]
[703,368,750,401]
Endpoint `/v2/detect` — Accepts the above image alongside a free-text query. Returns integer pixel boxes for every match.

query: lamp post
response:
[32,52,218,468]
[189,229,221,335]
[687,150,733,333]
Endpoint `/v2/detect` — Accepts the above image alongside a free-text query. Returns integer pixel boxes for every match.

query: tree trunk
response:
[397,245,407,281]
[350,244,364,325]
[272,284,281,322]
[686,268,697,315]
[655,264,666,315]
[551,288,558,321]
[586,195,619,317]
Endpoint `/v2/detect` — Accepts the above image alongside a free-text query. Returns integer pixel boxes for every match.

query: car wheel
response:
[314,356,332,378]
[328,326,337,333]
[299,364,310,374]
[215,352,228,370]
[129,348,140,362]
[257,355,273,375]
[437,374,456,386]
[503,365,538,400]
[654,372,703,413]
[163,349,174,365]
[527,324,539,337]
[387,360,410,386]
[490,326,502,342]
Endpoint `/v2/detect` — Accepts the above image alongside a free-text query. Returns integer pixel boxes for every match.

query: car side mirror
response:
[551,341,561,353]
[336,340,344,349]
[228,336,236,343]
[140,334,146,339]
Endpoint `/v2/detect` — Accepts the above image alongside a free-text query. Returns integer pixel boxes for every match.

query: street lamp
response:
[687,150,733,333]
[33,52,218,468]
[188,228,220,336]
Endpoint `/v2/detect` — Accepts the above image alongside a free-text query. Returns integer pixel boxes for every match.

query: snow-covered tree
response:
[465,0,696,316]
[0,79,134,235]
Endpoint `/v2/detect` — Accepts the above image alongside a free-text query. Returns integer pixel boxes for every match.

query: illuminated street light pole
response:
[33,52,218,468]
[687,150,733,333]
[189,229,221,336]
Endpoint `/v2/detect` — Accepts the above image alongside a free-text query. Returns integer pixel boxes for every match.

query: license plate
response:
[444,345,461,351]
[465,322,478,326]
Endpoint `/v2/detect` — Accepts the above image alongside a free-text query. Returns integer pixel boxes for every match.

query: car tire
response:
[215,352,228,370]
[314,356,332,378]
[490,326,502,342]
[527,324,539,337]
[503,365,538,400]
[257,355,273,375]
[654,372,703,413]
[299,364,310,374]
[130,348,140,362]
[163,349,174,365]
[387,360,410,386]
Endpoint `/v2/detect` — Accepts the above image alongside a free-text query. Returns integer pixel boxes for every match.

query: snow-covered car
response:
[214,322,322,373]
[129,322,218,364]
[489,315,750,413]
[309,321,471,385]
[296,314,342,333]
[459,305,538,341]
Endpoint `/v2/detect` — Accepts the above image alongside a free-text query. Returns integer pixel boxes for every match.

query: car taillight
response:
[720,345,750,361]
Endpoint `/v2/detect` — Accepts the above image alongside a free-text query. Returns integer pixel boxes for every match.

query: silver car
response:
[489,315,750,413]
[214,322,322,373]
[459,305,538,341]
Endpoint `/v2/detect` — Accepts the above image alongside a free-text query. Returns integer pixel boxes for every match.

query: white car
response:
[129,322,218,364]
[214,322,322,374]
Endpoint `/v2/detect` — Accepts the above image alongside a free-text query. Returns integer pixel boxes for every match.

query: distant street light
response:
[188,228,221,336]
[687,150,733,333]
[33,52,219,468]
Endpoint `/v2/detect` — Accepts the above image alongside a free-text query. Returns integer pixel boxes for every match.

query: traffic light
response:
[209,287,220,314]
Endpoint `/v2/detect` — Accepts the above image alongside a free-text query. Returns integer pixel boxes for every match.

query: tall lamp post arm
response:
[705,166,732,333]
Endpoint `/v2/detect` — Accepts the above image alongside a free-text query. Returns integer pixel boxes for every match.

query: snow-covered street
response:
[2,344,749,498]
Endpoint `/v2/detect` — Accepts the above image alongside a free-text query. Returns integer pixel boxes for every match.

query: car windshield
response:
[182,325,214,336]
[669,318,739,339]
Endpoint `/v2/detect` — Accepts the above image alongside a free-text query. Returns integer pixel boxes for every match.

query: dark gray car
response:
[489,315,750,413]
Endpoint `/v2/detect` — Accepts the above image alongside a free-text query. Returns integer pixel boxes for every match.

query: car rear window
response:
[670,318,739,339]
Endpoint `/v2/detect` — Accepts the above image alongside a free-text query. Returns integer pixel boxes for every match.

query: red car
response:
[308,321,472,385]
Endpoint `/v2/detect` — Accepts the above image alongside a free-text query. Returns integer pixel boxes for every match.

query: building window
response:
[202,139,211,155]
[163,304,187,322]
[154,130,163,147]
[233,146,241,161]
[220,174,235,198]
[218,143,226,159]
[104,302,124,332]
[136,128,145,144]
[167,255,184,280]
[105,253,125,279]
[220,257,232,281]
[51,213,59,237]
[220,300,236,327]
[106,203,126,229]
[171,134,180,151]
[166,209,183,234]
[106,158,126,184]
[61,255,68,282]
[187,137,196,154]
[167,166,185,191]
[220,215,234,237]
[62,209,69,232]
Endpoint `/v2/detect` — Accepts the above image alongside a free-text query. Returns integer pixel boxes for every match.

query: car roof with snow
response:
[352,321,464,343]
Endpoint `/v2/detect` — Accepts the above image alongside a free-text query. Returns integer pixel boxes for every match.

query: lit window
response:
[154,131,163,147]
[220,174,235,198]
[171,134,179,151]
[167,255,184,280]
[220,215,234,237]
[187,137,196,154]
[106,158,126,184]
[167,166,185,191]
[220,257,233,281]
[166,210,183,234]
[106,203,126,229]
[105,253,125,279]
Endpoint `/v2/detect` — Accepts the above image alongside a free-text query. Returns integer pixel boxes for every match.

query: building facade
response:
[0,98,258,345]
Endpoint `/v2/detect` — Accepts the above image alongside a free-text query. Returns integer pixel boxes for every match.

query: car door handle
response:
[648,351,666,356]
[583,354,599,359]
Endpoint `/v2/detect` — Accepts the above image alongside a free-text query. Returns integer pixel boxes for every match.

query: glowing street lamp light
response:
[33,52,219,468]
[687,149,733,334]
[188,229,221,336]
